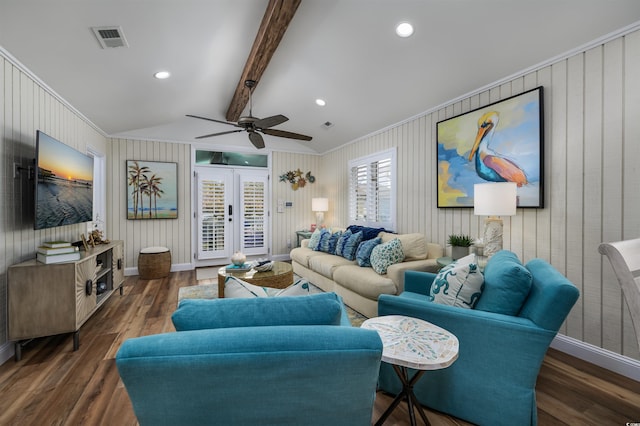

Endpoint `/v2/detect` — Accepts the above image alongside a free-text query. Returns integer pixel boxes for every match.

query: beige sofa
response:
[290,230,443,317]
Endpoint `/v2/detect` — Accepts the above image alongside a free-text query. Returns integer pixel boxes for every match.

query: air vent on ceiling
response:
[91,26,129,49]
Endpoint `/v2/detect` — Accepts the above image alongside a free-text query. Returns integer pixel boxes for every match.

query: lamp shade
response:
[312,198,329,212]
[474,183,517,216]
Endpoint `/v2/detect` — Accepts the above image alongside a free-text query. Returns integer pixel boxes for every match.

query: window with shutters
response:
[348,148,396,230]
[241,179,266,250]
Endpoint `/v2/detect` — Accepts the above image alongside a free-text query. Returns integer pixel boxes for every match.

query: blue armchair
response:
[117,292,383,426]
[377,252,579,426]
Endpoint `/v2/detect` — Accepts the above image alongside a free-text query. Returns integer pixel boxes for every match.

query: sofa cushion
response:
[308,228,323,250]
[370,238,405,274]
[356,237,382,267]
[335,229,351,257]
[172,291,344,331]
[379,232,428,261]
[333,265,397,300]
[290,246,327,268]
[342,231,364,261]
[475,250,533,316]
[431,254,484,309]
[309,254,356,279]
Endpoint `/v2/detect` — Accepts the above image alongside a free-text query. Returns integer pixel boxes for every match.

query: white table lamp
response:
[312,198,329,228]
[474,182,517,257]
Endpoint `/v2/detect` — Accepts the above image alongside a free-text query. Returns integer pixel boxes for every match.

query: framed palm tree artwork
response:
[127,160,178,219]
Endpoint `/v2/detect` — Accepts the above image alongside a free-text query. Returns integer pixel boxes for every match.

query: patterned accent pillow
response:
[342,231,363,261]
[318,230,342,253]
[313,229,332,251]
[431,254,484,309]
[327,230,343,254]
[370,238,405,274]
[225,276,312,298]
[356,237,382,267]
[335,229,352,257]
[307,228,323,250]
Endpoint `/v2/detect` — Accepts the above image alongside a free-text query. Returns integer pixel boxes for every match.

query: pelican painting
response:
[469,111,528,187]
[436,86,543,208]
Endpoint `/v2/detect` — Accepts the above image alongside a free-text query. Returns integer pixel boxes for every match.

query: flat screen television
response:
[34,130,94,230]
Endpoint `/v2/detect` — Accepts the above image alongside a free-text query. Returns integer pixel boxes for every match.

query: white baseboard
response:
[124,262,193,277]
[551,334,640,381]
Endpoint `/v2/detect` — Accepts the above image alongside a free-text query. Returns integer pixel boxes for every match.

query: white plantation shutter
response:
[240,174,267,255]
[197,170,232,259]
[348,148,396,230]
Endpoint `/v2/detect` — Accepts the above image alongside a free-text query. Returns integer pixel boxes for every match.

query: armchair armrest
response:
[403,270,437,295]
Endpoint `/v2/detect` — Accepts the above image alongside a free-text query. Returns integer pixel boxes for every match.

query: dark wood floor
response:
[0,270,639,425]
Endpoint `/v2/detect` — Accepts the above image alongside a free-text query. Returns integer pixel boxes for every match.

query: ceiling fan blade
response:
[195,129,243,139]
[186,114,238,127]
[262,128,312,141]
[254,114,288,129]
[248,131,265,149]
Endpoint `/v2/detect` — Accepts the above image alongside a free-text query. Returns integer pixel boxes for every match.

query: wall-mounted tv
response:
[34,130,94,230]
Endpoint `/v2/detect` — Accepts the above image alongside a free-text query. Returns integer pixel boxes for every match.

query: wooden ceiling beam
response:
[225,0,302,122]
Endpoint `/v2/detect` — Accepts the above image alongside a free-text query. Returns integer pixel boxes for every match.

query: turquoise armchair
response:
[117,292,382,426]
[377,252,579,426]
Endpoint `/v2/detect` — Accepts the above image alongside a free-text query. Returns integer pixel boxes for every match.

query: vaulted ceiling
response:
[1,0,640,154]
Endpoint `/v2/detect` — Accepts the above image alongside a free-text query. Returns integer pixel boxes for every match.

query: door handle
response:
[228,205,232,222]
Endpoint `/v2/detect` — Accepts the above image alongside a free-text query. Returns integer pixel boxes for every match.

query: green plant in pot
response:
[448,234,473,260]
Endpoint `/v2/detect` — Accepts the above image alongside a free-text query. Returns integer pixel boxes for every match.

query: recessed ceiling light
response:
[396,22,414,38]
[154,71,171,79]
[315,99,326,106]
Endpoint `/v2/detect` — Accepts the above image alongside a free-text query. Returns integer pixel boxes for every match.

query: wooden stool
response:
[138,246,171,279]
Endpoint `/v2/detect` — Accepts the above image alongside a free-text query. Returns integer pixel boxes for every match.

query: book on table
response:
[36,251,81,264]
[37,245,78,255]
[42,241,72,248]
[225,263,252,272]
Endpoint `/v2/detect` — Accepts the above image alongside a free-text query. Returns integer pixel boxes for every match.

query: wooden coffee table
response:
[362,315,459,426]
[217,261,293,298]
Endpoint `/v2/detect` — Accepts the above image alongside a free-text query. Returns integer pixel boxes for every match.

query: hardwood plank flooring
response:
[0,271,638,426]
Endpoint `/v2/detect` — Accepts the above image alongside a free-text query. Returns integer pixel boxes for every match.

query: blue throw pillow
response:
[314,229,332,252]
[342,231,363,260]
[431,254,484,309]
[326,230,342,254]
[307,228,323,250]
[335,230,352,257]
[475,250,533,316]
[356,237,382,267]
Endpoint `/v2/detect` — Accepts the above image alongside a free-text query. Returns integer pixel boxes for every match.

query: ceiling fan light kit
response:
[188,79,312,149]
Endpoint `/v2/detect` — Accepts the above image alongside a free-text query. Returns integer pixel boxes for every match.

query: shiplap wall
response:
[321,29,640,360]
[271,151,321,254]
[0,53,108,351]
[107,139,191,269]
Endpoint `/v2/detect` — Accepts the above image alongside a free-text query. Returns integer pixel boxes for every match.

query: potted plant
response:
[447,234,473,260]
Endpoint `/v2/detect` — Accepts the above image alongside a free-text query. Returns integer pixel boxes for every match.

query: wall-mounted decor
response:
[127,160,178,219]
[279,169,315,190]
[436,86,544,208]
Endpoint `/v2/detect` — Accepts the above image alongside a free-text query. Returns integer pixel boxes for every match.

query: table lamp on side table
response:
[474,182,517,258]
[312,197,329,228]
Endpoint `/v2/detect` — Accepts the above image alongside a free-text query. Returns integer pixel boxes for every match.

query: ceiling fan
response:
[187,79,312,149]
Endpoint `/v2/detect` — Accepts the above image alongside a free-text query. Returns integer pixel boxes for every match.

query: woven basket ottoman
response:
[138,246,171,279]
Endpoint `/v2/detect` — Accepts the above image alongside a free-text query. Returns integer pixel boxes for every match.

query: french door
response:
[195,167,269,264]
